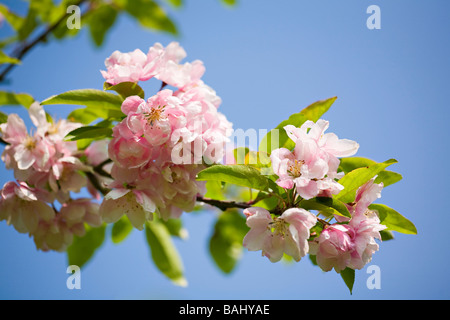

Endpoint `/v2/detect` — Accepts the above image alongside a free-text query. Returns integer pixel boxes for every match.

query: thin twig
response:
[0,0,88,82]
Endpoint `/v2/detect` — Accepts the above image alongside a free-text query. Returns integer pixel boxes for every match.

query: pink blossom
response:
[101,48,155,85]
[309,224,355,273]
[310,180,387,272]
[0,181,54,234]
[99,186,158,230]
[348,210,386,269]
[270,119,358,199]
[243,207,317,262]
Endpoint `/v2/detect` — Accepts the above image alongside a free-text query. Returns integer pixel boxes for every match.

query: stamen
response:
[144,105,166,126]
[287,159,304,177]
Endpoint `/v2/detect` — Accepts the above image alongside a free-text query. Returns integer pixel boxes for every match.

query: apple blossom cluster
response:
[99,42,233,230]
[0,41,232,251]
[271,120,359,200]
[0,103,102,251]
[243,122,387,273]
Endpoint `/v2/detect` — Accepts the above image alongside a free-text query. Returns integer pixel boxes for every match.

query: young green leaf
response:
[114,0,178,35]
[196,164,270,192]
[67,224,107,269]
[0,4,25,31]
[41,89,123,109]
[259,97,337,154]
[145,220,187,287]
[369,204,417,235]
[340,267,355,294]
[111,216,134,244]
[87,5,118,47]
[160,218,188,240]
[104,81,145,99]
[334,159,398,203]
[67,106,125,125]
[299,197,351,218]
[0,50,21,65]
[65,126,113,141]
[339,157,402,187]
[209,210,248,274]
[0,110,8,123]
[0,91,34,108]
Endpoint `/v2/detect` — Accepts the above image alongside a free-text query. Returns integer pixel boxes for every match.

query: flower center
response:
[269,217,289,237]
[23,136,36,150]
[144,105,166,126]
[287,159,304,177]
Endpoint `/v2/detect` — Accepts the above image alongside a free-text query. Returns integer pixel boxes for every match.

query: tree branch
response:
[196,196,257,212]
[0,0,88,82]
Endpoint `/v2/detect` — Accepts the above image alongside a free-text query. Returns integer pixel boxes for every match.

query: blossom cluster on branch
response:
[0,42,415,292]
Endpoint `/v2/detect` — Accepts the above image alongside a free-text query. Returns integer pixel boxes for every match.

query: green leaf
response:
[145,220,187,286]
[67,224,106,269]
[254,193,278,211]
[259,97,337,154]
[196,164,270,192]
[29,0,55,23]
[114,0,178,35]
[160,218,188,240]
[369,204,417,235]
[41,89,123,110]
[0,50,20,65]
[0,110,8,123]
[221,0,237,6]
[17,6,38,41]
[111,216,134,244]
[232,147,250,165]
[380,229,395,241]
[87,5,118,46]
[339,157,402,188]
[340,267,355,294]
[65,125,113,141]
[104,81,145,99]
[165,0,183,8]
[334,159,398,203]
[0,91,34,108]
[300,197,351,218]
[0,4,25,31]
[204,180,226,200]
[209,210,248,274]
[67,106,125,125]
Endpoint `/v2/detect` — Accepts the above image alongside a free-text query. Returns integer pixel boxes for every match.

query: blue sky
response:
[0,0,449,299]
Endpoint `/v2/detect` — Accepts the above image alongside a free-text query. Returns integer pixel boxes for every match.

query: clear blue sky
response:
[0,0,449,299]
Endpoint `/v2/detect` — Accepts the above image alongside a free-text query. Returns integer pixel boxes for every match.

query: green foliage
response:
[369,204,417,235]
[87,5,119,46]
[334,158,398,203]
[113,0,178,35]
[299,197,351,218]
[145,220,187,286]
[197,164,271,192]
[111,216,134,244]
[67,224,107,268]
[339,157,403,188]
[0,110,8,123]
[0,91,34,108]
[209,210,248,274]
[41,89,123,109]
[340,267,355,294]
[104,81,145,100]
[0,50,21,65]
[65,125,113,141]
[259,97,337,154]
